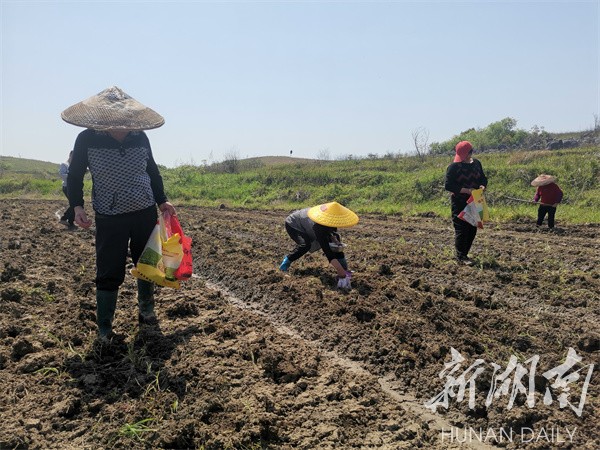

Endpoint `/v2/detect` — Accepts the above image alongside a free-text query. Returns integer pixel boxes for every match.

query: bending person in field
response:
[62,86,176,342]
[444,141,488,265]
[279,201,358,289]
[531,174,563,229]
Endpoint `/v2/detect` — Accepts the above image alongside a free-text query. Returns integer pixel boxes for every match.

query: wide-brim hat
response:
[531,174,556,187]
[307,202,359,228]
[61,86,164,131]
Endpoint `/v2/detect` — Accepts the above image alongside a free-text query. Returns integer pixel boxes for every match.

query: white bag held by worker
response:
[458,188,489,229]
[131,212,183,289]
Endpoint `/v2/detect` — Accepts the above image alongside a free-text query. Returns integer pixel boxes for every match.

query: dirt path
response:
[1,200,598,449]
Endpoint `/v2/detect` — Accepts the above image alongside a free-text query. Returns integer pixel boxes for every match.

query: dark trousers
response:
[452,217,478,259]
[451,198,477,259]
[285,223,313,262]
[60,186,75,224]
[95,206,157,291]
[537,205,557,228]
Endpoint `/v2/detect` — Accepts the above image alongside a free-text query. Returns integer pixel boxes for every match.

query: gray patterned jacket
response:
[67,130,167,215]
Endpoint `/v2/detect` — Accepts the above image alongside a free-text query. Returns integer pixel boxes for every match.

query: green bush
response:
[430,117,530,154]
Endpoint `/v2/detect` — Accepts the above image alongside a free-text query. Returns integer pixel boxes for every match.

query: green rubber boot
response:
[96,290,118,338]
[137,279,156,324]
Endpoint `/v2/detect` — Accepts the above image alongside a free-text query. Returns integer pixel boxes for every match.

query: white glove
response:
[337,276,352,290]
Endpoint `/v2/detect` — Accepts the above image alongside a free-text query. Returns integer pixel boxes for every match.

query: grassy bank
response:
[2,148,599,223]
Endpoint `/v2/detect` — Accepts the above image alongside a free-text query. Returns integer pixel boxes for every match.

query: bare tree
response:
[411,127,430,161]
[222,147,240,174]
[316,148,331,161]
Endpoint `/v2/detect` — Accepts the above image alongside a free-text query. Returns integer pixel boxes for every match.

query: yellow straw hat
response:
[307,202,359,228]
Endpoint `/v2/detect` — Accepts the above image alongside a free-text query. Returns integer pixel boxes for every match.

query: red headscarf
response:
[453,141,473,163]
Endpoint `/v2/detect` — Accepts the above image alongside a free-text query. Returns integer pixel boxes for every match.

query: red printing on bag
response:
[171,215,193,280]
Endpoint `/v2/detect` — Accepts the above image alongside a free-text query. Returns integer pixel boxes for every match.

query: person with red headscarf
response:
[444,141,488,264]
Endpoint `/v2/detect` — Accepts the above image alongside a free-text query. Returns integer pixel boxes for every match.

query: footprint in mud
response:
[1,287,23,302]
[352,307,376,323]
[1,264,25,282]
[353,280,373,296]
[258,272,284,284]
[165,302,200,318]
[11,338,36,361]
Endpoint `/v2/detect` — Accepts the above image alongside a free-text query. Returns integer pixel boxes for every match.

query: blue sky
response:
[1,1,598,167]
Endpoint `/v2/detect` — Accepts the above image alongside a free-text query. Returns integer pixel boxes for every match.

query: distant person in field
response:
[531,174,563,229]
[58,150,75,228]
[61,86,176,343]
[444,141,488,265]
[279,201,358,289]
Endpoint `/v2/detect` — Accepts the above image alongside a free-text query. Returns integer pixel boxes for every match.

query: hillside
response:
[159,146,600,223]
[1,146,599,223]
[238,155,320,166]
[0,156,59,177]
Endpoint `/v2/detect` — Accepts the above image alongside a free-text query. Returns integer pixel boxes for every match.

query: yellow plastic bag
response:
[458,188,489,229]
[131,213,184,288]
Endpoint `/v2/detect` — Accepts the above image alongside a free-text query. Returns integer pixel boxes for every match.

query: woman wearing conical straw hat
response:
[62,86,176,343]
[531,174,563,229]
[279,202,358,289]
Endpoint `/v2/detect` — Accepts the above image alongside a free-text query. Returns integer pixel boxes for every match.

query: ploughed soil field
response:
[1,199,599,450]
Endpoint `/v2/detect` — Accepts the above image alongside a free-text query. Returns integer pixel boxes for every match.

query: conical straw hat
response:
[531,174,556,187]
[61,86,164,131]
[307,202,359,228]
